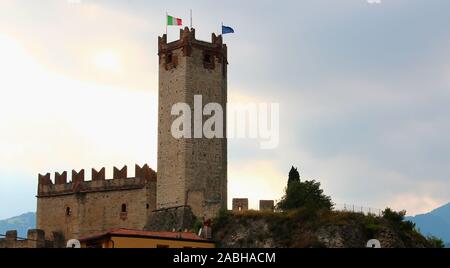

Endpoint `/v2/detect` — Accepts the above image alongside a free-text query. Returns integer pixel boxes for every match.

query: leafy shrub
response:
[277,168,333,212]
[212,208,232,230]
[426,236,445,248]
[382,207,416,232]
[382,208,406,223]
[364,214,382,238]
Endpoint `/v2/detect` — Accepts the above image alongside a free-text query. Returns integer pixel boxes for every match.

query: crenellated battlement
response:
[0,229,64,248]
[37,164,157,197]
[158,27,228,69]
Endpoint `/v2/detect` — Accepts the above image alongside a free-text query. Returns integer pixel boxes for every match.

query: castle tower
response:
[157,28,228,220]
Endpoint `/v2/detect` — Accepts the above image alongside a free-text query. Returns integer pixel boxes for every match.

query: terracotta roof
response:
[79,228,209,243]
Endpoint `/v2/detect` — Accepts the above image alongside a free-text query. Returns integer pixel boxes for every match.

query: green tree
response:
[288,166,300,186]
[382,207,416,231]
[277,167,333,211]
[382,208,406,223]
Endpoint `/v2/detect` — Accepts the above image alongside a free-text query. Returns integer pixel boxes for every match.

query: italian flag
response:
[167,15,182,26]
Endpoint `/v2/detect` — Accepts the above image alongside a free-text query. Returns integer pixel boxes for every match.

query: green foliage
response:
[266,208,320,247]
[426,235,445,248]
[363,214,382,238]
[212,208,232,230]
[277,179,333,211]
[402,220,417,231]
[288,166,300,186]
[382,207,416,232]
[193,220,203,234]
[382,208,406,223]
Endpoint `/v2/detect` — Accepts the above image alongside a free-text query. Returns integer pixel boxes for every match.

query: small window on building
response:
[203,53,215,69]
[146,204,150,209]
[204,53,212,64]
[166,53,173,64]
[66,207,72,216]
[121,204,127,213]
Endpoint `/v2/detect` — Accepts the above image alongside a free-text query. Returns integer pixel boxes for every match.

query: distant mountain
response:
[0,212,36,238]
[406,203,450,246]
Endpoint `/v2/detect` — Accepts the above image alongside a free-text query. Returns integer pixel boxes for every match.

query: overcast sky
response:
[1,0,450,219]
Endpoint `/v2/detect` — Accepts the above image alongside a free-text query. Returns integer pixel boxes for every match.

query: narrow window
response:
[66,207,72,216]
[204,54,212,64]
[203,53,215,69]
[166,53,173,64]
[121,204,127,213]
[146,204,150,209]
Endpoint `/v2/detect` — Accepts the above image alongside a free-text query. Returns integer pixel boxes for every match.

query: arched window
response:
[121,204,127,213]
[66,207,72,216]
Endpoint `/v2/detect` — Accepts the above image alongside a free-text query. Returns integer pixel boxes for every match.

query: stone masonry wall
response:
[0,229,50,248]
[232,198,249,212]
[36,164,156,241]
[157,45,189,210]
[157,28,228,221]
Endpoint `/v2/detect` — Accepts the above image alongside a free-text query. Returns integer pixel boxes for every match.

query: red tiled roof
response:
[80,228,209,243]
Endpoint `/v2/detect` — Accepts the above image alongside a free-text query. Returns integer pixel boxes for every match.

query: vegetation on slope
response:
[213,166,442,248]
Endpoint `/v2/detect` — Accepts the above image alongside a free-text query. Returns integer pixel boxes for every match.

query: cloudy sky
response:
[1,0,450,219]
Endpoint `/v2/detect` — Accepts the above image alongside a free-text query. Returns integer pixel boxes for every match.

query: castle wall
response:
[0,229,52,248]
[36,165,156,240]
[259,200,275,212]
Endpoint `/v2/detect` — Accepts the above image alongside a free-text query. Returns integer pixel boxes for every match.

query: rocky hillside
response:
[212,209,434,248]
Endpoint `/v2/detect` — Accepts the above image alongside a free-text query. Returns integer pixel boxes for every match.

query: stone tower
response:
[157,27,227,221]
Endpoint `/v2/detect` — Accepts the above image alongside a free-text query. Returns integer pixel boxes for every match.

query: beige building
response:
[80,229,215,248]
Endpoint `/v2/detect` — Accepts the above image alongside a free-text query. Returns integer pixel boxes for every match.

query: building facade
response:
[79,228,215,248]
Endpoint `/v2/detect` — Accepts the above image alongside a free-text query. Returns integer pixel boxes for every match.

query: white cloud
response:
[0,0,158,91]
[389,193,447,216]
[0,34,157,179]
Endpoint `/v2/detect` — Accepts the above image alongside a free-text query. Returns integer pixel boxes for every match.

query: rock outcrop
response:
[213,209,432,248]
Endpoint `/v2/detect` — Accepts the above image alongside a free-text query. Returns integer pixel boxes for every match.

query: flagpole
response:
[165,11,168,36]
[190,9,193,29]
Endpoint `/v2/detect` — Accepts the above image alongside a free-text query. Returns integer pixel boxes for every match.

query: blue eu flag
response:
[222,25,235,35]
